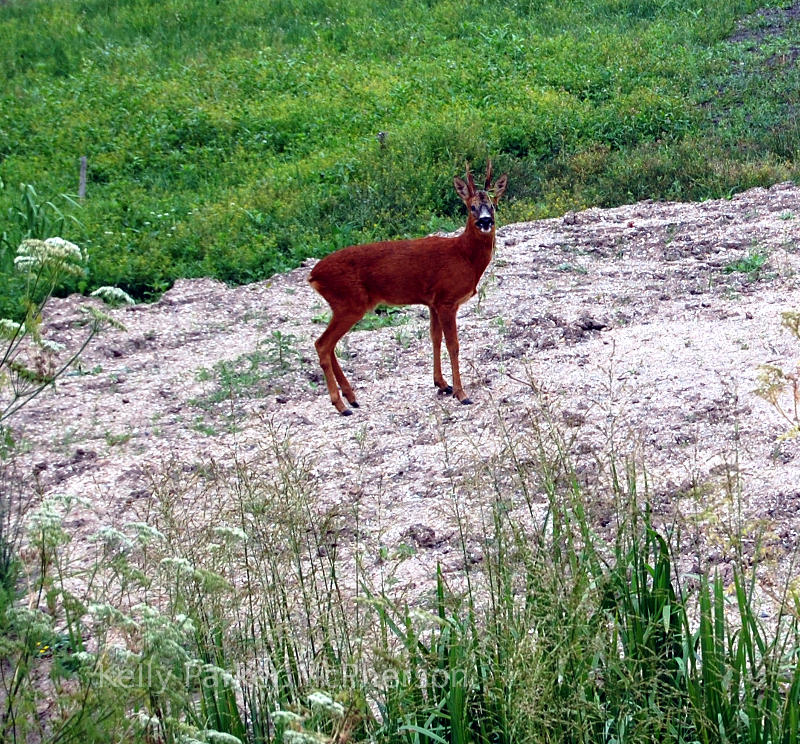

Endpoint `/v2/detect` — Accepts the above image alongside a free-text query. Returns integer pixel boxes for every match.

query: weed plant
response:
[191,331,302,413]
[756,310,800,437]
[3,402,800,742]
[1,0,798,310]
[0,188,132,741]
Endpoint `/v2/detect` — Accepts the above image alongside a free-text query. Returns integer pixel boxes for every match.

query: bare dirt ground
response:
[10,182,800,602]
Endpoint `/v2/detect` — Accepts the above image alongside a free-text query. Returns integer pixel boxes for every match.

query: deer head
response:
[453,160,509,234]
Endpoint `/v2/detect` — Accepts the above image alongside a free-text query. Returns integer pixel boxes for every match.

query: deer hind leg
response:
[429,307,452,395]
[314,312,363,415]
[439,305,472,405]
[329,351,358,407]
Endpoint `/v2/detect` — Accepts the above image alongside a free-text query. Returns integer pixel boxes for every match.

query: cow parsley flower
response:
[283,731,326,744]
[307,691,345,717]
[205,733,243,744]
[27,499,66,538]
[15,237,85,276]
[211,525,248,544]
[126,521,166,545]
[159,556,196,576]
[71,650,96,666]
[272,710,304,725]
[39,338,65,353]
[90,525,133,550]
[0,318,21,340]
[91,286,135,306]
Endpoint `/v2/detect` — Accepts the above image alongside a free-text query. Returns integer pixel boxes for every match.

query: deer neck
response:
[460,221,496,267]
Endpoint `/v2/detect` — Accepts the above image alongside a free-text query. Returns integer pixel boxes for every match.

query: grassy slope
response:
[0,0,797,311]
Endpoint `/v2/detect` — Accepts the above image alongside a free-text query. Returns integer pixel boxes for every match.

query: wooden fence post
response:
[79,156,87,202]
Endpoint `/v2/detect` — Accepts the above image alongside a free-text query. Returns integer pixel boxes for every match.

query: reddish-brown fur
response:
[309,161,508,415]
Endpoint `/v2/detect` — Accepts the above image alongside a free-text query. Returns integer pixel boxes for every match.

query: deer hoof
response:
[460,398,473,405]
[437,385,453,396]
[349,400,360,408]
[340,408,354,416]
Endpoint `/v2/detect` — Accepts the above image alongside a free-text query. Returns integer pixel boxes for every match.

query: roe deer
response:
[308,160,508,415]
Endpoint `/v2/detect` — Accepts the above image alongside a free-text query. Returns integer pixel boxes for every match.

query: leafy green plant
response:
[354,305,409,331]
[0,194,133,742]
[724,250,767,276]
[315,305,410,332]
[4,399,800,742]
[264,330,301,372]
[192,333,301,411]
[1,183,81,271]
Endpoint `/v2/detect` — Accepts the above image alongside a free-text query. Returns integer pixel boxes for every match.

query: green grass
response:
[1,0,798,318]
[190,332,302,409]
[725,250,768,275]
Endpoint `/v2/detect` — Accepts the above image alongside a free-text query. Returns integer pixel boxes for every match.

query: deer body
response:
[309,162,508,415]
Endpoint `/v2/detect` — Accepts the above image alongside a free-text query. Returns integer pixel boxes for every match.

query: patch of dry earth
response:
[11,182,800,599]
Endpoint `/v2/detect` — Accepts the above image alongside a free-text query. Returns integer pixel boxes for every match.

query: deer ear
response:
[492,174,508,204]
[453,176,471,203]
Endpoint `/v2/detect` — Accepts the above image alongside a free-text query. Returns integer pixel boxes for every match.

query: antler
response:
[484,158,493,190]
[465,161,476,195]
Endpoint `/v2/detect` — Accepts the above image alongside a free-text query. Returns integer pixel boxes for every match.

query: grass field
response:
[2,0,798,316]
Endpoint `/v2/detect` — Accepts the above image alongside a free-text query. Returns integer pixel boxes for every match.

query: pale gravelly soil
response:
[11,182,800,601]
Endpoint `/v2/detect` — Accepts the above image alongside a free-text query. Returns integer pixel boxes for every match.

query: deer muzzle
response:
[475,203,495,232]
[476,215,494,232]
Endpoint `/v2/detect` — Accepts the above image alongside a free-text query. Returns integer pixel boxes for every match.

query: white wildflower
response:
[136,710,161,729]
[14,255,36,271]
[283,731,326,744]
[26,495,88,543]
[27,502,62,531]
[71,650,95,666]
[205,730,243,744]
[90,525,133,550]
[134,603,164,622]
[39,338,65,353]
[88,603,133,628]
[307,691,345,717]
[272,710,304,725]
[88,602,116,620]
[91,285,135,306]
[159,556,196,576]
[211,525,248,544]
[201,663,241,691]
[42,237,83,260]
[0,318,21,340]
[126,521,165,545]
[107,644,141,662]
[174,613,196,634]
[26,498,67,540]
[15,237,84,276]
[5,607,51,635]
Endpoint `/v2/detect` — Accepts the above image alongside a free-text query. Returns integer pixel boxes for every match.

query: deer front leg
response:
[438,305,472,405]
[429,307,452,395]
[314,312,361,415]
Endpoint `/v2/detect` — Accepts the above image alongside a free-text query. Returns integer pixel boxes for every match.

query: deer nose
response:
[476,216,494,232]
